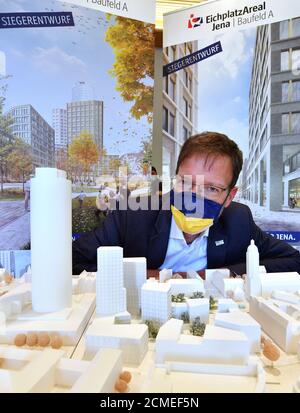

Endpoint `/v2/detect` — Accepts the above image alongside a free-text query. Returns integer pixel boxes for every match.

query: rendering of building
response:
[98,154,120,176]
[52,108,67,150]
[162,41,199,179]
[7,104,55,168]
[96,247,127,317]
[67,100,104,149]
[72,81,94,102]
[245,18,300,211]
[0,251,15,276]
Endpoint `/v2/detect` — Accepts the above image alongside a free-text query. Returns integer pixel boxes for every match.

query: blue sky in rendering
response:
[196,27,257,160]
[0,0,153,155]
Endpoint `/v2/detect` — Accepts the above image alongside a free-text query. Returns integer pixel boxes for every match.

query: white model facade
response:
[159,269,172,283]
[249,296,300,353]
[171,298,209,323]
[74,271,96,294]
[0,283,31,325]
[141,281,171,324]
[166,278,205,297]
[155,318,250,365]
[123,257,147,317]
[210,269,245,298]
[96,247,126,316]
[85,317,148,365]
[31,168,72,312]
[245,240,261,299]
[0,346,123,393]
[214,311,261,353]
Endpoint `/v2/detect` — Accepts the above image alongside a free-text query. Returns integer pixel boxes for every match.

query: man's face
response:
[176,154,238,208]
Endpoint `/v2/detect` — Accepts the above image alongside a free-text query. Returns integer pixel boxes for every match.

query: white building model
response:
[2,188,300,393]
[141,280,171,324]
[31,168,72,313]
[0,168,95,345]
[96,247,127,317]
[241,240,300,354]
[123,257,147,317]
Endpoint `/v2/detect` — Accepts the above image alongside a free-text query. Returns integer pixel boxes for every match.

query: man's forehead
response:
[178,154,233,185]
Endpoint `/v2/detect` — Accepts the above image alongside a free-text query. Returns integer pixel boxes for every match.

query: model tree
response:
[191,291,205,299]
[171,293,186,303]
[145,320,160,339]
[190,317,206,337]
[209,295,218,311]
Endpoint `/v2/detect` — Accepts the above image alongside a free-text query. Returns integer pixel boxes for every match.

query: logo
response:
[188,14,203,29]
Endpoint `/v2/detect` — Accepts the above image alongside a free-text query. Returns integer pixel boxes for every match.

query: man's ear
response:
[224,186,238,208]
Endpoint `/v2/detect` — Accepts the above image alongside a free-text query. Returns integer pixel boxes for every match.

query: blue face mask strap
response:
[217,189,232,219]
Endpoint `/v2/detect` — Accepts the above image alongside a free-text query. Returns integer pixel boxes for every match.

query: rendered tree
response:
[140,137,152,165]
[7,138,33,191]
[0,79,14,192]
[109,157,122,176]
[105,16,155,123]
[55,148,68,172]
[68,132,99,182]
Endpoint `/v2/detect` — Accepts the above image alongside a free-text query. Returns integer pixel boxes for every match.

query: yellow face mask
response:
[171,205,214,235]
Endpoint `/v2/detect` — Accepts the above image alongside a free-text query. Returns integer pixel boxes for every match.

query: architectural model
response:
[96,247,127,317]
[167,277,205,296]
[293,377,300,393]
[141,280,171,324]
[123,257,147,317]
[210,268,245,299]
[249,296,300,353]
[1,169,300,393]
[159,269,173,283]
[73,271,96,294]
[0,168,96,346]
[0,284,95,346]
[155,318,250,365]
[0,346,124,393]
[85,316,148,365]
[141,359,265,393]
[214,311,261,353]
[31,168,72,313]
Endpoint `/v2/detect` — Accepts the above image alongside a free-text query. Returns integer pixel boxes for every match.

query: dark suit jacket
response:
[72,199,300,275]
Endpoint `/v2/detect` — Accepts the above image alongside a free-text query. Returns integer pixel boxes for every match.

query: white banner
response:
[163,0,300,47]
[61,0,156,23]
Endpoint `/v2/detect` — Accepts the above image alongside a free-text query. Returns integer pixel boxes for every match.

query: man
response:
[24,178,31,212]
[77,190,86,209]
[72,132,300,276]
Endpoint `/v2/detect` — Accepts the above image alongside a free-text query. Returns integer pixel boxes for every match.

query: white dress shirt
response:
[159,216,209,272]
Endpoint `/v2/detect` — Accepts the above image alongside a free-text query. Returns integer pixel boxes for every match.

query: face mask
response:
[170,190,225,235]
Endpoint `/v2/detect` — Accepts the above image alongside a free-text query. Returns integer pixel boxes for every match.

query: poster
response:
[163,0,300,251]
[0,0,155,274]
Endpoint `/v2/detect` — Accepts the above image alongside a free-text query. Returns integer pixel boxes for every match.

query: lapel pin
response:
[215,240,224,246]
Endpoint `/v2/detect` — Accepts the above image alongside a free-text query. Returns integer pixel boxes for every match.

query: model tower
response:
[141,281,171,324]
[245,239,261,299]
[123,257,146,317]
[31,168,72,312]
[96,247,126,316]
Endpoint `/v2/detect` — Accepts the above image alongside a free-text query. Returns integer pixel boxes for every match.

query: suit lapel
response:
[207,221,228,269]
[147,208,172,269]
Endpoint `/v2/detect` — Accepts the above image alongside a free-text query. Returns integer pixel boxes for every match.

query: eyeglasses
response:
[172,176,230,200]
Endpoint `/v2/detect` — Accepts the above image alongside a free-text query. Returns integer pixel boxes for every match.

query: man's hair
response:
[176,131,243,188]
